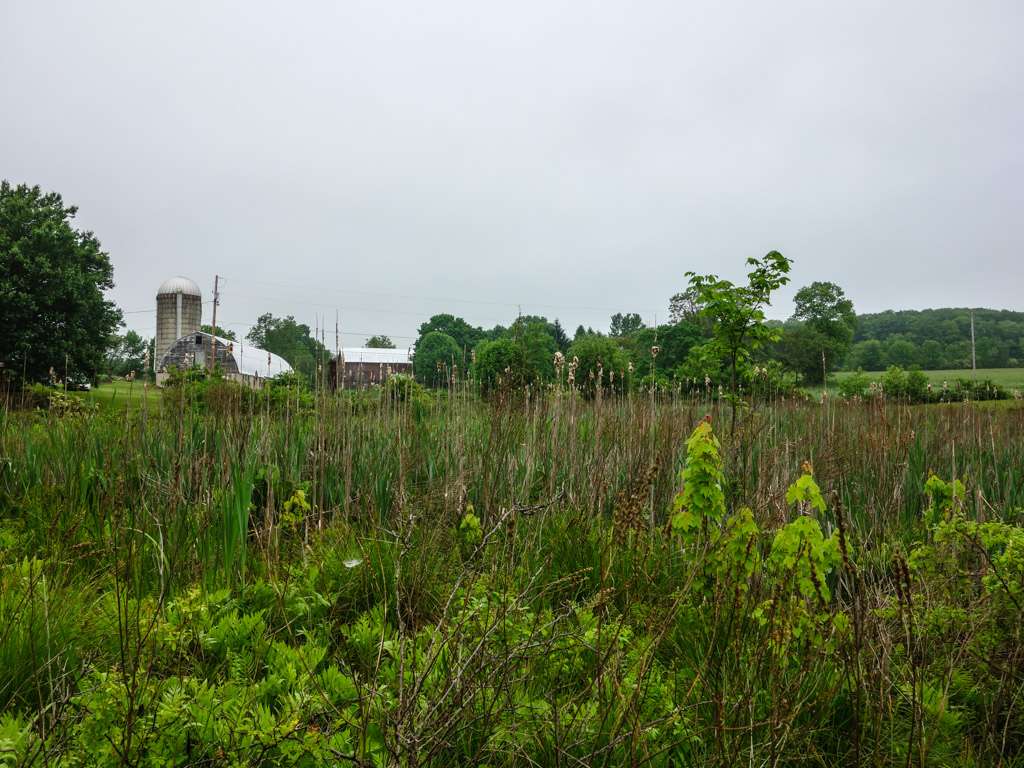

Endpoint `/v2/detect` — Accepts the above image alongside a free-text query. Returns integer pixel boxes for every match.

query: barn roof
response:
[227,338,293,379]
[204,333,292,378]
[339,347,412,365]
[160,331,293,379]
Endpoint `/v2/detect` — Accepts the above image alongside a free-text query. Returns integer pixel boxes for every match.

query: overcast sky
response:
[3,1,1022,347]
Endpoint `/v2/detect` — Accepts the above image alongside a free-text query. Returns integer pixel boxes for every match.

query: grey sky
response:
[3,1,1022,347]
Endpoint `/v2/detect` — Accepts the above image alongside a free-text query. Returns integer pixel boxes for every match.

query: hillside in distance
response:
[846,307,1024,370]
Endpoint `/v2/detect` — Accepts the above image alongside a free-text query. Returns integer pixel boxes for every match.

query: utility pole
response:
[334,311,340,391]
[970,309,977,380]
[209,275,220,372]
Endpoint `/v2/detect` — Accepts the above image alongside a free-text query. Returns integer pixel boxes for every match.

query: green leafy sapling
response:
[670,419,761,592]
[923,473,965,528]
[458,503,483,558]
[756,468,846,651]
[671,418,726,536]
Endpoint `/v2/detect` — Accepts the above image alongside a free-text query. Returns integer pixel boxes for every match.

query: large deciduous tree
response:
[413,331,461,386]
[416,314,484,354]
[566,334,629,397]
[609,312,644,337]
[469,317,559,393]
[246,313,327,383]
[0,182,122,382]
[105,330,148,378]
[783,281,856,383]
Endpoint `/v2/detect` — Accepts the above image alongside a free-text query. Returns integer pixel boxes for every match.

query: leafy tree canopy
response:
[105,330,148,378]
[625,322,704,380]
[847,308,1024,370]
[413,331,461,387]
[365,335,396,349]
[609,312,644,337]
[416,314,484,353]
[0,181,122,382]
[778,281,856,383]
[685,250,792,405]
[668,287,704,325]
[566,334,630,396]
[201,324,237,341]
[246,313,327,383]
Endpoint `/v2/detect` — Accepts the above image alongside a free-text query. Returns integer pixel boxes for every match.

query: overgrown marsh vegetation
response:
[1,382,1023,766]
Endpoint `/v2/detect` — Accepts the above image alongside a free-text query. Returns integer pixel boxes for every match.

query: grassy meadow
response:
[1,383,1023,766]
[82,379,163,412]
[833,367,1024,391]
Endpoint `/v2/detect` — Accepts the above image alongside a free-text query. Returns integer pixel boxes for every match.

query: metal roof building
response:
[338,347,412,365]
[156,331,292,388]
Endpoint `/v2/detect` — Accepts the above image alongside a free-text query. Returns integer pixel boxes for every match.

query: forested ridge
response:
[847,307,1024,370]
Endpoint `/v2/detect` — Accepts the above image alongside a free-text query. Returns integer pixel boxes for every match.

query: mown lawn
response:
[80,379,162,412]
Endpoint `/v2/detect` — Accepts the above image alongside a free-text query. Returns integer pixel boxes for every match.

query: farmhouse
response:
[156,331,292,388]
[328,347,412,389]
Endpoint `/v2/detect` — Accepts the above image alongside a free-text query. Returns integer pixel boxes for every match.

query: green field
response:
[79,379,162,412]
[836,367,1024,388]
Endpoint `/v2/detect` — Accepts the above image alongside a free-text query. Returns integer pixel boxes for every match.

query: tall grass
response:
[1,389,1023,764]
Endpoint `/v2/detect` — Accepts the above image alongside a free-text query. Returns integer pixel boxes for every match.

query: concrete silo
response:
[155,277,203,371]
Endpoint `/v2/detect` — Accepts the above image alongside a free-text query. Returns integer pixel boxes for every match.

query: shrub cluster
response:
[839,365,1011,403]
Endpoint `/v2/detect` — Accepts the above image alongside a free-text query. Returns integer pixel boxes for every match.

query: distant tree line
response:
[844,309,1024,371]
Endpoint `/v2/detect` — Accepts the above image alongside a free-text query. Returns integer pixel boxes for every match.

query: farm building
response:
[155,276,203,367]
[156,331,292,388]
[328,347,412,389]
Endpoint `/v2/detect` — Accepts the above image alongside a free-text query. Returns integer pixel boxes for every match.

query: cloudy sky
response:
[3,1,1022,347]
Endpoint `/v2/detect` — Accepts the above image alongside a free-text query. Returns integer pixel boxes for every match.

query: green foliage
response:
[923,473,965,527]
[837,369,871,398]
[365,334,395,348]
[246,313,327,385]
[4,388,1024,765]
[416,313,485,353]
[565,334,629,395]
[767,513,841,602]
[778,279,858,385]
[785,471,828,514]
[472,337,529,392]
[623,322,704,381]
[847,338,886,370]
[850,308,1024,370]
[458,506,482,557]
[671,420,726,534]
[472,319,556,393]
[413,330,461,387]
[382,372,426,403]
[685,250,792,407]
[105,330,148,378]
[161,368,315,415]
[200,324,237,340]
[609,312,644,337]
[19,384,98,416]
[0,181,122,382]
[867,365,1011,403]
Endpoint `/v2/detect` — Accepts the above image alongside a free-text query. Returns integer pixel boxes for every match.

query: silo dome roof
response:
[157,276,202,297]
